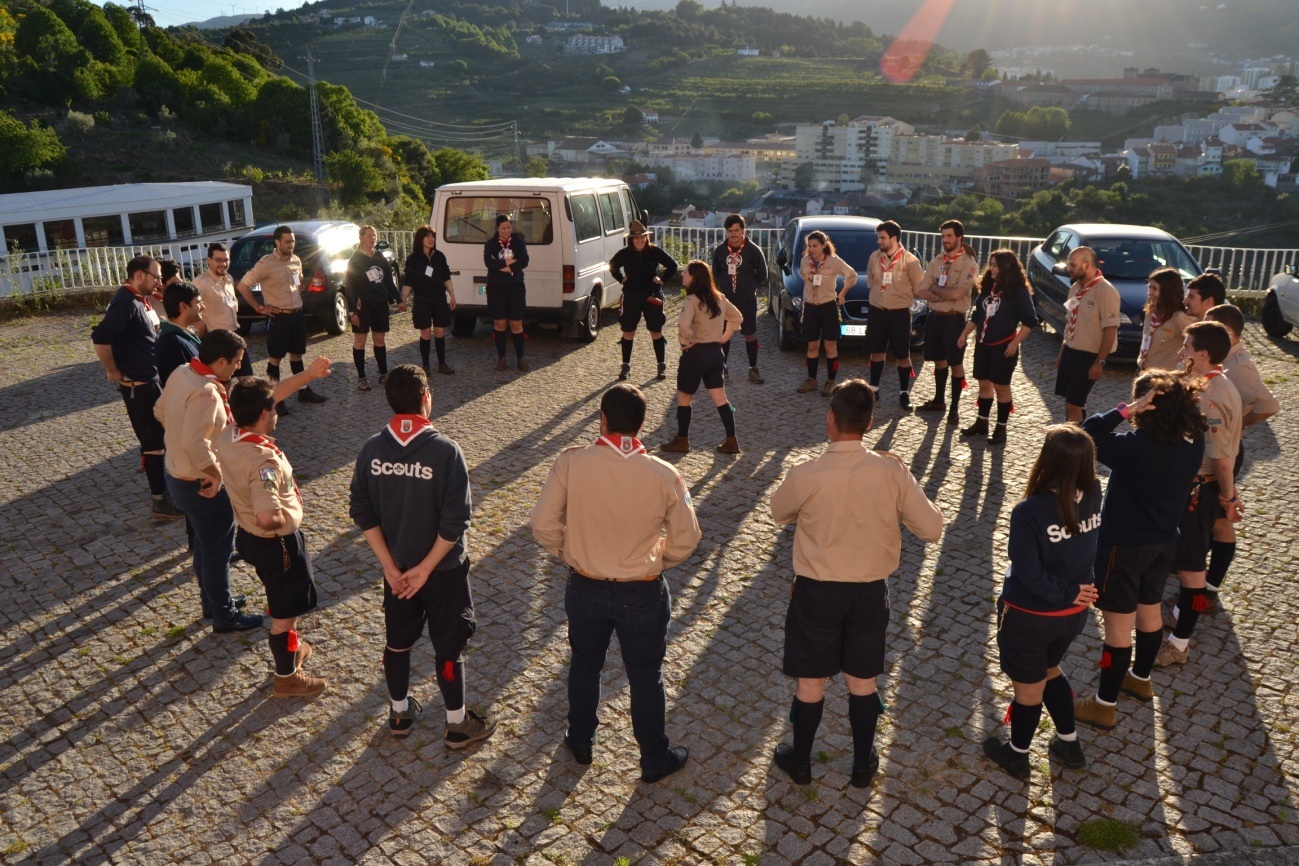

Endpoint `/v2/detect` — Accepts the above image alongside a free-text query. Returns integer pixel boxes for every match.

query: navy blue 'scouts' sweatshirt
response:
[349,415,472,572]
[1082,409,1204,547]
[1000,482,1103,612]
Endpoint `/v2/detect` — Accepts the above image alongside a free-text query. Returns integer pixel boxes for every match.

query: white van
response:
[431,177,645,340]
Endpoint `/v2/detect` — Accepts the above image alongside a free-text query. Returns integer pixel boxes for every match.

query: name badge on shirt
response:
[502,249,514,262]
[986,297,1001,318]
[882,272,893,287]
[1064,297,1080,313]
[290,271,300,287]
[145,307,161,330]
[811,275,822,287]
[728,262,737,275]
[1140,333,1152,354]
[424,265,434,278]
[937,274,947,287]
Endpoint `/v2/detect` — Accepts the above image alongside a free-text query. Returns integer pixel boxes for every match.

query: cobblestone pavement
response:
[1,298,1297,866]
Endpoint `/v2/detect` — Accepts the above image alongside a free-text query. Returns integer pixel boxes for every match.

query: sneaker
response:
[496,357,508,372]
[989,424,1008,445]
[445,708,497,749]
[899,391,911,410]
[298,387,328,404]
[201,593,247,620]
[1154,639,1189,667]
[797,377,818,393]
[660,436,690,453]
[389,695,422,737]
[850,747,880,788]
[212,611,264,633]
[1073,693,1117,730]
[563,735,593,765]
[748,367,764,384]
[641,746,689,783]
[619,362,631,381]
[916,397,946,413]
[822,379,836,396]
[772,743,812,785]
[716,436,741,454]
[275,401,291,416]
[438,363,455,375]
[1120,672,1154,701]
[378,373,388,384]
[357,377,371,391]
[1048,735,1086,769]
[982,736,1030,780]
[1161,599,1179,631]
[946,407,961,427]
[151,495,185,521]
[516,358,529,372]
[272,670,327,699]
[656,362,667,380]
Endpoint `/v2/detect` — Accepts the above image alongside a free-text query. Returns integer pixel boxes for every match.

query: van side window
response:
[619,189,634,225]
[598,192,624,234]
[571,194,602,242]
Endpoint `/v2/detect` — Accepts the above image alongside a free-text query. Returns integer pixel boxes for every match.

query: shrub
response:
[65,109,95,135]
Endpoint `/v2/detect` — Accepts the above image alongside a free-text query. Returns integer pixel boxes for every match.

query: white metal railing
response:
[3,227,1293,300]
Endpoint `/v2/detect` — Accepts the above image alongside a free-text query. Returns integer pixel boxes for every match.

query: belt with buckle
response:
[572,568,659,583]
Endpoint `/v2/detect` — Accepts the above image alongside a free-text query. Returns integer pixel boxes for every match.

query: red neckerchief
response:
[125,282,161,307]
[727,238,746,291]
[1139,311,1165,364]
[498,234,512,258]
[386,414,435,447]
[1066,272,1104,341]
[188,358,233,425]
[1203,365,1224,380]
[941,248,964,266]
[880,246,905,272]
[596,434,646,458]
[810,254,826,274]
[232,427,300,500]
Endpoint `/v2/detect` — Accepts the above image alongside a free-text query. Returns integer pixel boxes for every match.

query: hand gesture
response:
[397,302,407,313]
[1073,583,1099,607]
[395,563,432,600]
[382,561,405,595]
[307,356,332,380]
[956,335,967,351]
[1003,342,1017,359]
[1128,388,1159,416]
[1088,361,1104,381]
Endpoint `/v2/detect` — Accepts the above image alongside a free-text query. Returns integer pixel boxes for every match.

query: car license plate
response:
[476,284,486,297]
[841,324,866,336]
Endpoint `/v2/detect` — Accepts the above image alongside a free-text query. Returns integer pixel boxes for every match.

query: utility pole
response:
[514,121,524,177]
[306,48,328,206]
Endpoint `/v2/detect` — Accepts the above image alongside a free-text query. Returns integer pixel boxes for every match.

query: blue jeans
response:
[166,475,238,624]
[565,572,672,773]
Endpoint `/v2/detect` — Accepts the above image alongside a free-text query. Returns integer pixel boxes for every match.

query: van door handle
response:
[450,270,460,276]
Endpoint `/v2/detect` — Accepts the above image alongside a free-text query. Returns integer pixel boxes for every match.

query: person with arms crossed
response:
[915,219,979,421]
[770,380,944,787]
[1071,372,1205,730]
[484,214,530,372]
[1053,247,1120,423]
[710,214,768,384]
[530,384,702,782]
[609,220,678,381]
[216,377,328,698]
[955,250,1037,445]
[349,365,495,746]
[983,425,1101,779]
[795,230,857,396]
[864,220,924,408]
[345,225,403,391]
[659,261,744,455]
[402,224,456,375]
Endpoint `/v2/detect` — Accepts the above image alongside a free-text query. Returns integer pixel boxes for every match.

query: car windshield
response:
[442,196,554,245]
[1090,238,1200,281]
[795,230,879,271]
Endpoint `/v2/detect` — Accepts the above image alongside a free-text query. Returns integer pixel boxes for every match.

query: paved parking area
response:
[1,299,1297,866]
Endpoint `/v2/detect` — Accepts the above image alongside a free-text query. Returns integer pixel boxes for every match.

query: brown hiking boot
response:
[1120,672,1154,701]
[822,379,836,396]
[660,436,690,453]
[916,397,946,412]
[748,367,764,384]
[516,358,529,372]
[716,436,741,454]
[294,640,313,671]
[272,670,327,698]
[797,377,818,393]
[1154,639,1189,667]
[1073,693,1117,730]
[495,357,508,371]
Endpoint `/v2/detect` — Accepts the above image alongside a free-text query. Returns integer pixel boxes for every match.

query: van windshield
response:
[443,196,554,245]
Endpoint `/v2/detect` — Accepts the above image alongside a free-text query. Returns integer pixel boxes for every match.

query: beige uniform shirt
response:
[193,269,239,333]
[1138,310,1193,371]
[918,251,979,315]
[531,440,702,581]
[155,363,229,480]
[242,252,304,310]
[678,294,743,350]
[1198,370,1242,475]
[1063,275,1121,353]
[798,253,857,306]
[1223,343,1280,418]
[865,248,925,311]
[215,429,303,537]
[770,441,944,583]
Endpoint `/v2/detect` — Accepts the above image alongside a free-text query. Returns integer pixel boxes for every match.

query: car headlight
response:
[791,296,803,311]
[910,298,929,314]
[1119,311,1134,325]
[330,259,349,275]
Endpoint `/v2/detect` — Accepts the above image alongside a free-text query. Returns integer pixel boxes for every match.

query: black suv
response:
[230,220,392,336]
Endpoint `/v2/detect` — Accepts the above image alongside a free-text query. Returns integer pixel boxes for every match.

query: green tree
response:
[751,111,771,123]
[525,155,549,177]
[101,3,142,52]
[223,26,282,73]
[793,161,814,190]
[0,110,67,189]
[76,10,125,66]
[1263,75,1299,104]
[602,75,622,92]
[690,129,703,149]
[1220,159,1263,191]
[428,147,490,188]
[963,48,991,79]
[327,150,385,208]
[622,105,643,125]
[14,7,80,72]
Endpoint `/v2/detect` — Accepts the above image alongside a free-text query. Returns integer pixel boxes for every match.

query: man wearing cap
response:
[711,214,768,384]
[236,225,329,414]
[610,221,678,381]
[194,242,254,379]
[531,384,703,782]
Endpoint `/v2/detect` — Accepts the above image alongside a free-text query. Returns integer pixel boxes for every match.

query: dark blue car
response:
[769,215,927,351]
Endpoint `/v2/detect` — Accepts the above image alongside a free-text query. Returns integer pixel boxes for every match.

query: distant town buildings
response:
[563,34,625,55]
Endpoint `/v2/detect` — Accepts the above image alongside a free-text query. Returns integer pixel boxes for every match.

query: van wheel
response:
[1262,292,1293,338]
[581,288,602,342]
[452,314,477,338]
